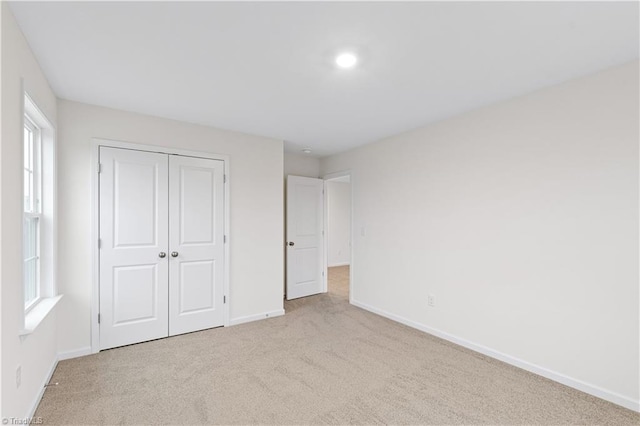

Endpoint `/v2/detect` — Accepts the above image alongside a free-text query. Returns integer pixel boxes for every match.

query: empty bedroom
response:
[0,1,638,425]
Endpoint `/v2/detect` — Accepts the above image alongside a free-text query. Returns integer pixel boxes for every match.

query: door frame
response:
[90,138,230,353]
[323,170,354,304]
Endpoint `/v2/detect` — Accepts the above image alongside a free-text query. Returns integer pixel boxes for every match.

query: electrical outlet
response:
[428,294,435,307]
[16,365,22,388]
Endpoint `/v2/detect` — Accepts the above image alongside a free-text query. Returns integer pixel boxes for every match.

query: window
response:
[21,92,58,330]
[23,116,42,310]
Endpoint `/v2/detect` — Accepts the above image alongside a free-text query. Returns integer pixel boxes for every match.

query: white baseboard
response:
[229,309,285,326]
[58,346,92,361]
[328,262,351,267]
[351,299,639,413]
[26,356,58,419]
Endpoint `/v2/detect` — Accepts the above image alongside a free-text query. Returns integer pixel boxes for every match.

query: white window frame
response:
[20,91,62,336]
[23,115,43,312]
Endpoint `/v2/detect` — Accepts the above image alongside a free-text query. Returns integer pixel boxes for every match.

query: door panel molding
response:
[169,155,224,336]
[99,147,169,349]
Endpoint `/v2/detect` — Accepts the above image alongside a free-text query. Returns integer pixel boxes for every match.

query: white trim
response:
[322,170,354,304]
[223,157,230,327]
[91,142,100,353]
[351,298,640,413]
[19,295,63,336]
[322,180,328,293]
[58,346,92,361]
[328,262,350,267]
[229,309,285,326]
[25,345,87,419]
[90,138,231,353]
[92,137,231,160]
[26,355,57,419]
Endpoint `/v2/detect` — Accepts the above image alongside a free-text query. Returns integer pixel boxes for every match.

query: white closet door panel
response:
[99,147,169,350]
[169,155,224,336]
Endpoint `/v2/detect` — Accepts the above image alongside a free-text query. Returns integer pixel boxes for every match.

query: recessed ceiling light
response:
[302,148,312,154]
[335,52,358,69]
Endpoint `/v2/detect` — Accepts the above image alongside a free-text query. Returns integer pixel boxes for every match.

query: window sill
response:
[19,295,63,337]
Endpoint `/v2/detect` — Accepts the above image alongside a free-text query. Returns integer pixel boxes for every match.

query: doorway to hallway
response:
[328,265,349,299]
[325,174,351,300]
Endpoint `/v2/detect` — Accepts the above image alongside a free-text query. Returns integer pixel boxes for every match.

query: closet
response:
[98,146,224,349]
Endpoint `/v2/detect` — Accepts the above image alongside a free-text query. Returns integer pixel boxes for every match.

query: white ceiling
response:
[9,2,639,157]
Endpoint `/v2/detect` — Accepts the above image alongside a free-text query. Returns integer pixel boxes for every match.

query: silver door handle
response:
[171,251,179,257]
[159,252,167,258]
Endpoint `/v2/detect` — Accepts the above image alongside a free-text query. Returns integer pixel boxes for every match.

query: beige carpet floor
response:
[328,265,350,299]
[36,266,638,425]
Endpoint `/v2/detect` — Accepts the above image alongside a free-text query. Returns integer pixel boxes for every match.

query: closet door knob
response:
[159,252,167,258]
[288,242,295,246]
[171,251,179,257]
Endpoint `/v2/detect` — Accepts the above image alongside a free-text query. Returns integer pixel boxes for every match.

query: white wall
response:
[327,181,351,267]
[284,152,320,178]
[321,61,639,410]
[56,99,284,354]
[1,4,59,418]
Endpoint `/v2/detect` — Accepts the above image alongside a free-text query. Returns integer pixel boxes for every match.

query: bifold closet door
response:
[99,147,169,350]
[168,155,225,335]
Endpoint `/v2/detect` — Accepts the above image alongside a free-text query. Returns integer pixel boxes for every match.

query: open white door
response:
[99,147,169,350]
[286,175,324,300]
[168,155,225,335]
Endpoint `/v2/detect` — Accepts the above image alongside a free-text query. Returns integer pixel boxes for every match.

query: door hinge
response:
[98,313,101,324]
[224,235,227,243]
[322,271,325,277]
[223,295,226,304]
[98,162,102,174]
[224,174,227,183]
[98,238,101,249]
